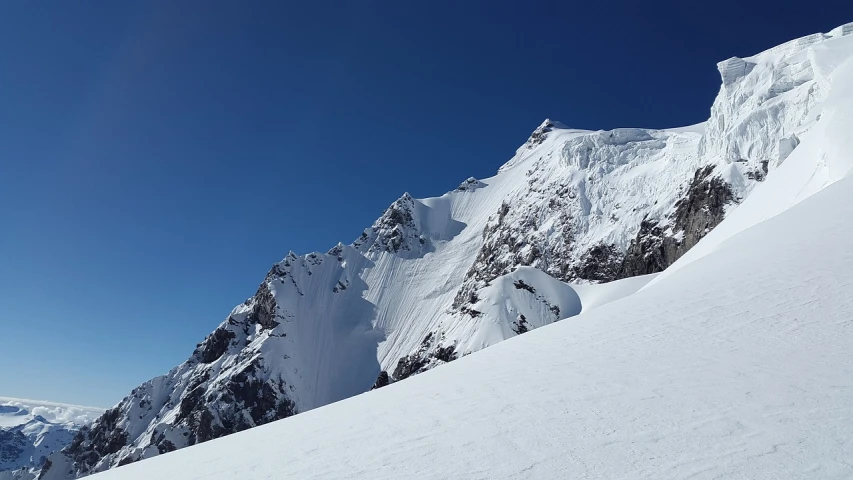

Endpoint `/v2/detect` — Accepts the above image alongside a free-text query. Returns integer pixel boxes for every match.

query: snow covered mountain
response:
[39,21,853,479]
[87,160,853,480]
[0,399,102,480]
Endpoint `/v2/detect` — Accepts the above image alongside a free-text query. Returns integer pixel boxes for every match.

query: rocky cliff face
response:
[40,250,379,479]
[40,279,301,478]
[38,23,853,479]
[617,165,737,278]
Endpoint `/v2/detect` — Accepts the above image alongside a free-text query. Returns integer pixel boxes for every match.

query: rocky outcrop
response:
[38,24,848,479]
[452,202,525,311]
[456,177,485,192]
[618,166,736,278]
[195,327,235,364]
[354,193,428,256]
[371,372,390,390]
[0,431,27,469]
[453,158,739,316]
[39,273,304,479]
[61,408,127,476]
[451,127,696,314]
[173,359,296,446]
[375,333,458,387]
[572,243,622,282]
[526,119,556,148]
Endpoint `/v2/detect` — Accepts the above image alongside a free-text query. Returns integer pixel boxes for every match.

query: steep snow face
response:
[451,124,704,311]
[42,247,382,478]
[0,400,102,480]
[455,266,582,339]
[700,25,853,195]
[655,23,853,284]
[87,157,853,480]
[353,193,466,258]
[39,22,853,479]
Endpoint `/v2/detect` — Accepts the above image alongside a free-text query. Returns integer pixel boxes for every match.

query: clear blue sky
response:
[2,1,851,407]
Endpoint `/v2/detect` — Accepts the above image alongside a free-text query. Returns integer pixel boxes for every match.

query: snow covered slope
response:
[0,399,102,480]
[39,21,853,479]
[655,23,853,284]
[88,140,853,480]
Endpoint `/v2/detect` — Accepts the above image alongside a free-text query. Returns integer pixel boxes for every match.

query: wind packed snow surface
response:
[39,21,853,479]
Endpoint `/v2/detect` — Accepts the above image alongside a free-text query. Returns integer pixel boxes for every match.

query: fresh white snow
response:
[36,21,853,480]
[653,26,853,285]
[83,22,853,480]
[90,171,853,479]
[570,273,656,313]
[0,398,103,479]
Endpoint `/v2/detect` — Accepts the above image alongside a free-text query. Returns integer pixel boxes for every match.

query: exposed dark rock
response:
[0,430,26,465]
[526,120,555,148]
[156,440,176,455]
[572,243,622,282]
[60,407,129,475]
[227,366,296,428]
[512,314,529,335]
[512,279,536,293]
[195,327,236,364]
[332,280,348,293]
[746,160,769,181]
[455,164,738,316]
[147,430,174,456]
[390,333,457,382]
[432,345,457,363]
[327,244,345,261]
[37,458,52,479]
[618,166,736,278]
[452,202,522,310]
[391,354,428,382]
[177,387,205,425]
[371,371,390,390]
[354,193,428,256]
[248,282,279,330]
[456,177,485,192]
[173,360,297,447]
[669,165,735,244]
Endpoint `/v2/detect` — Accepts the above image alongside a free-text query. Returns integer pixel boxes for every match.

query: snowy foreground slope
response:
[0,399,102,480]
[40,22,853,478]
[91,160,853,479]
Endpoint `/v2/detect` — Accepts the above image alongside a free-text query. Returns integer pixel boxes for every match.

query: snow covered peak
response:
[352,191,466,258]
[87,168,853,480]
[456,177,485,192]
[700,21,853,202]
[525,118,568,148]
[353,192,427,257]
[36,22,853,480]
[827,21,853,38]
[0,399,102,478]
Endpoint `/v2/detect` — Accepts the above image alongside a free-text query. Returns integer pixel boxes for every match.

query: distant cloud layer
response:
[0,396,104,426]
